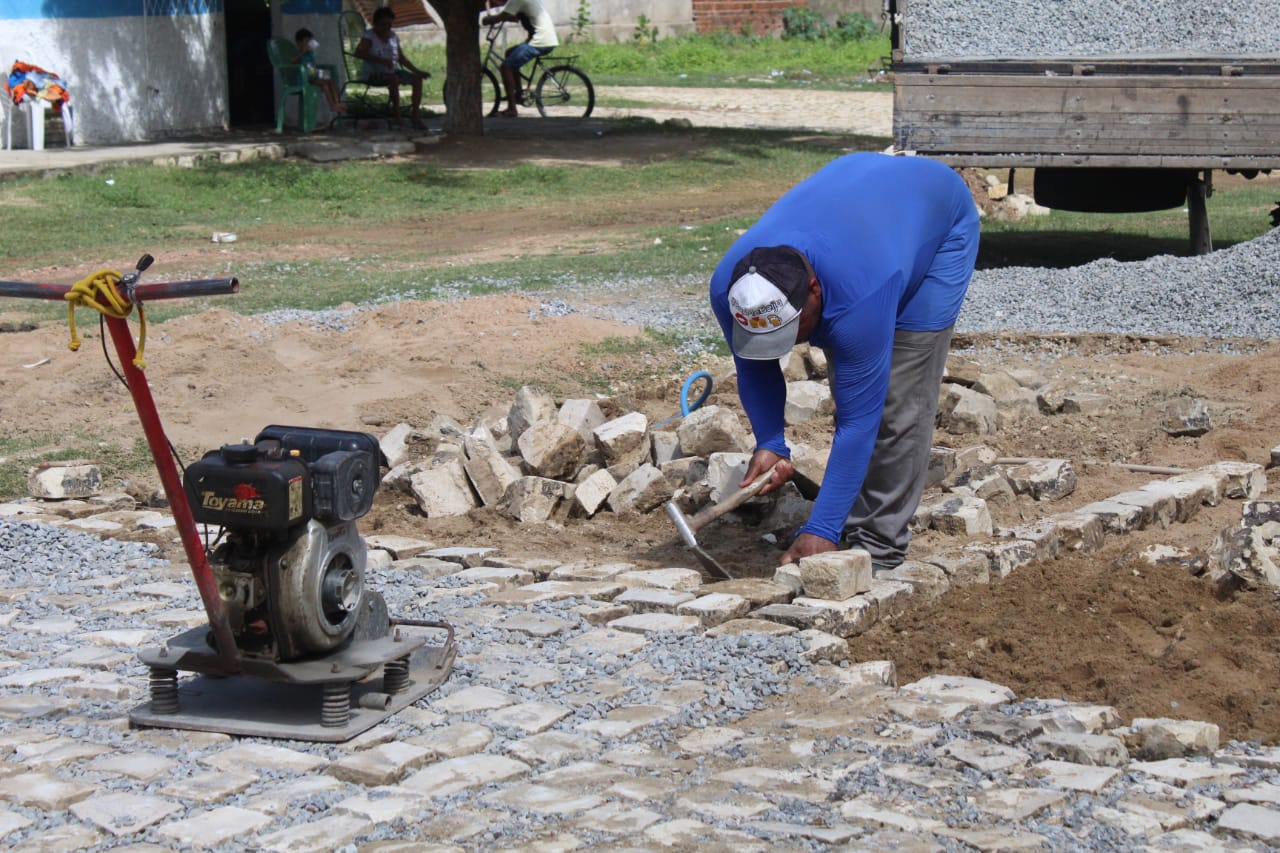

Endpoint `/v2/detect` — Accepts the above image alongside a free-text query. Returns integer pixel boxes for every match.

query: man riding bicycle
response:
[481,0,559,117]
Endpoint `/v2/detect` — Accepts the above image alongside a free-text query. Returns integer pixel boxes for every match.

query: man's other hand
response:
[780,532,836,565]
[741,449,793,497]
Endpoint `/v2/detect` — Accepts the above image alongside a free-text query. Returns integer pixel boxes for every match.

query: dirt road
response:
[592,85,893,136]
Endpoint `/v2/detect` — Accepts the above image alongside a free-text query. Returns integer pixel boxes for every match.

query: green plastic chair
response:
[266,37,336,133]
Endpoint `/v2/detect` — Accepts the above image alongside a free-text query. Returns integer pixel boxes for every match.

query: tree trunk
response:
[438,0,485,136]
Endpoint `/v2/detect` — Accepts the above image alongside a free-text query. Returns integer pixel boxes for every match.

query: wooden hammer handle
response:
[688,465,777,532]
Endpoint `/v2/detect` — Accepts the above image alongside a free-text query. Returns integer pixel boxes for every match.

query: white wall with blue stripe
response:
[0,0,343,146]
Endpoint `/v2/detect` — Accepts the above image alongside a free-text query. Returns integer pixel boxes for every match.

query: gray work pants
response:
[841,325,954,570]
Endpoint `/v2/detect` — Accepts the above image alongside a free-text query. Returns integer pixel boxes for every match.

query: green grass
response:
[978,181,1280,268]
[0,129,853,323]
[408,30,893,90]
[0,434,153,501]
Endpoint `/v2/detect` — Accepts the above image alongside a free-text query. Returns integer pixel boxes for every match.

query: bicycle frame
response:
[479,22,594,119]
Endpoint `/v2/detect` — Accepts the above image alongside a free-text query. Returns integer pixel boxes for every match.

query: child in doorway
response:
[293,28,346,116]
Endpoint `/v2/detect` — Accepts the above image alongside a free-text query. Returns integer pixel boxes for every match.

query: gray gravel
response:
[543,227,1280,344]
[958,225,1280,340]
[900,0,1280,60]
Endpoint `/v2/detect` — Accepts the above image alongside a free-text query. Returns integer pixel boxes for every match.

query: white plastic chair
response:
[2,98,74,149]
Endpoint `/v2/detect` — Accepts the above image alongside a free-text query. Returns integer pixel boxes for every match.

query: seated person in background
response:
[292,28,346,116]
[482,0,559,117]
[355,7,430,129]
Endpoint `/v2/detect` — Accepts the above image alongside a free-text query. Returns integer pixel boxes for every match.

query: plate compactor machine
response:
[0,256,455,742]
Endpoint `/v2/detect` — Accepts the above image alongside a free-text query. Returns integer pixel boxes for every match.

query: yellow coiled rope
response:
[63,268,148,368]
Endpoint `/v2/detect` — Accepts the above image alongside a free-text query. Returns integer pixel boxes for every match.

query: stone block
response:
[1035,732,1129,767]
[1005,458,1077,501]
[1217,803,1280,843]
[676,593,752,627]
[1244,500,1280,528]
[779,347,810,380]
[1061,392,1110,415]
[878,561,951,601]
[461,444,519,509]
[704,452,751,502]
[1201,461,1267,500]
[327,742,434,786]
[973,371,1039,425]
[504,476,568,523]
[28,461,101,500]
[797,549,872,600]
[617,567,703,591]
[938,384,997,435]
[796,629,849,662]
[1160,397,1211,437]
[1076,499,1146,534]
[608,613,703,636]
[804,346,827,378]
[773,563,803,595]
[409,457,476,518]
[378,422,415,469]
[508,385,556,439]
[949,465,1016,507]
[518,421,588,480]
[791,595,878,638]
[660,456,707,487]
[70,792,181,836]
[574,468,617,517]
[558,398,606,444]
[935,548,993,585]
[749,602,837,632]
[863,579,914,618]
[550,561,636,581]
[1000,522,1059,563]
[927,446,957,487]
[593,412,650,466]
[1217,526,1280,589]
[705,618,798,637]
[1130,718,1220,759]
[1113,487,1178,529]
[1050,511,1106,552]
[700,577,795,607]
[676,405,747,457]
[613,587,695,613]
[784,380,834,424]
[1139,480,1209,524]
[607,464,674,514]
[650,431,682,466]
[929,495,993,537]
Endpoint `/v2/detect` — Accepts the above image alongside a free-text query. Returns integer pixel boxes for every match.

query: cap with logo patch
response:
[726,245,813,361]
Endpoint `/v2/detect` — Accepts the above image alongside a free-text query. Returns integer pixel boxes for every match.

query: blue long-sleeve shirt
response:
[709,153,981,543]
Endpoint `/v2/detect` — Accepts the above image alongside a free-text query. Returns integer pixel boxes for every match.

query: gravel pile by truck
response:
[902,0,1280,60]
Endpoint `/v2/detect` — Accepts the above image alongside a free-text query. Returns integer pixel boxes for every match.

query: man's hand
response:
[740,449,794,497]
[780,532,837,565]
[482,15,494,24]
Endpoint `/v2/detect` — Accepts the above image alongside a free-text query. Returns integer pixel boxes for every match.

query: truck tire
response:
[1033,168,1194,213]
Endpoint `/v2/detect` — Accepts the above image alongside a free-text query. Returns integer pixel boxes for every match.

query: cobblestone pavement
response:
[1,457,1278,851]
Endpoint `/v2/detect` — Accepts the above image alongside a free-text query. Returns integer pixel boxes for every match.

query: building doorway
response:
[225,0,275,127]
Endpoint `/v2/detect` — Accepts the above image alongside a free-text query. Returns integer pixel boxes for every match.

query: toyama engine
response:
[182,425,383,662]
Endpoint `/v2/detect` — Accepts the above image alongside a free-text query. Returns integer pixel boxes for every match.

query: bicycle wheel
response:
[535,65,594,119]
[481,68,504,117]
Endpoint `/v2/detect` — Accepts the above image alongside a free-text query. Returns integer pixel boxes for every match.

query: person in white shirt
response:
[482,0,560,117]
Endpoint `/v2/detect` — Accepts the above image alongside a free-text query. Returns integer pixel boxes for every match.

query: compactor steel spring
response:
[383,656,410,695]
[148,668,179,715]
[320,683,350,728]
